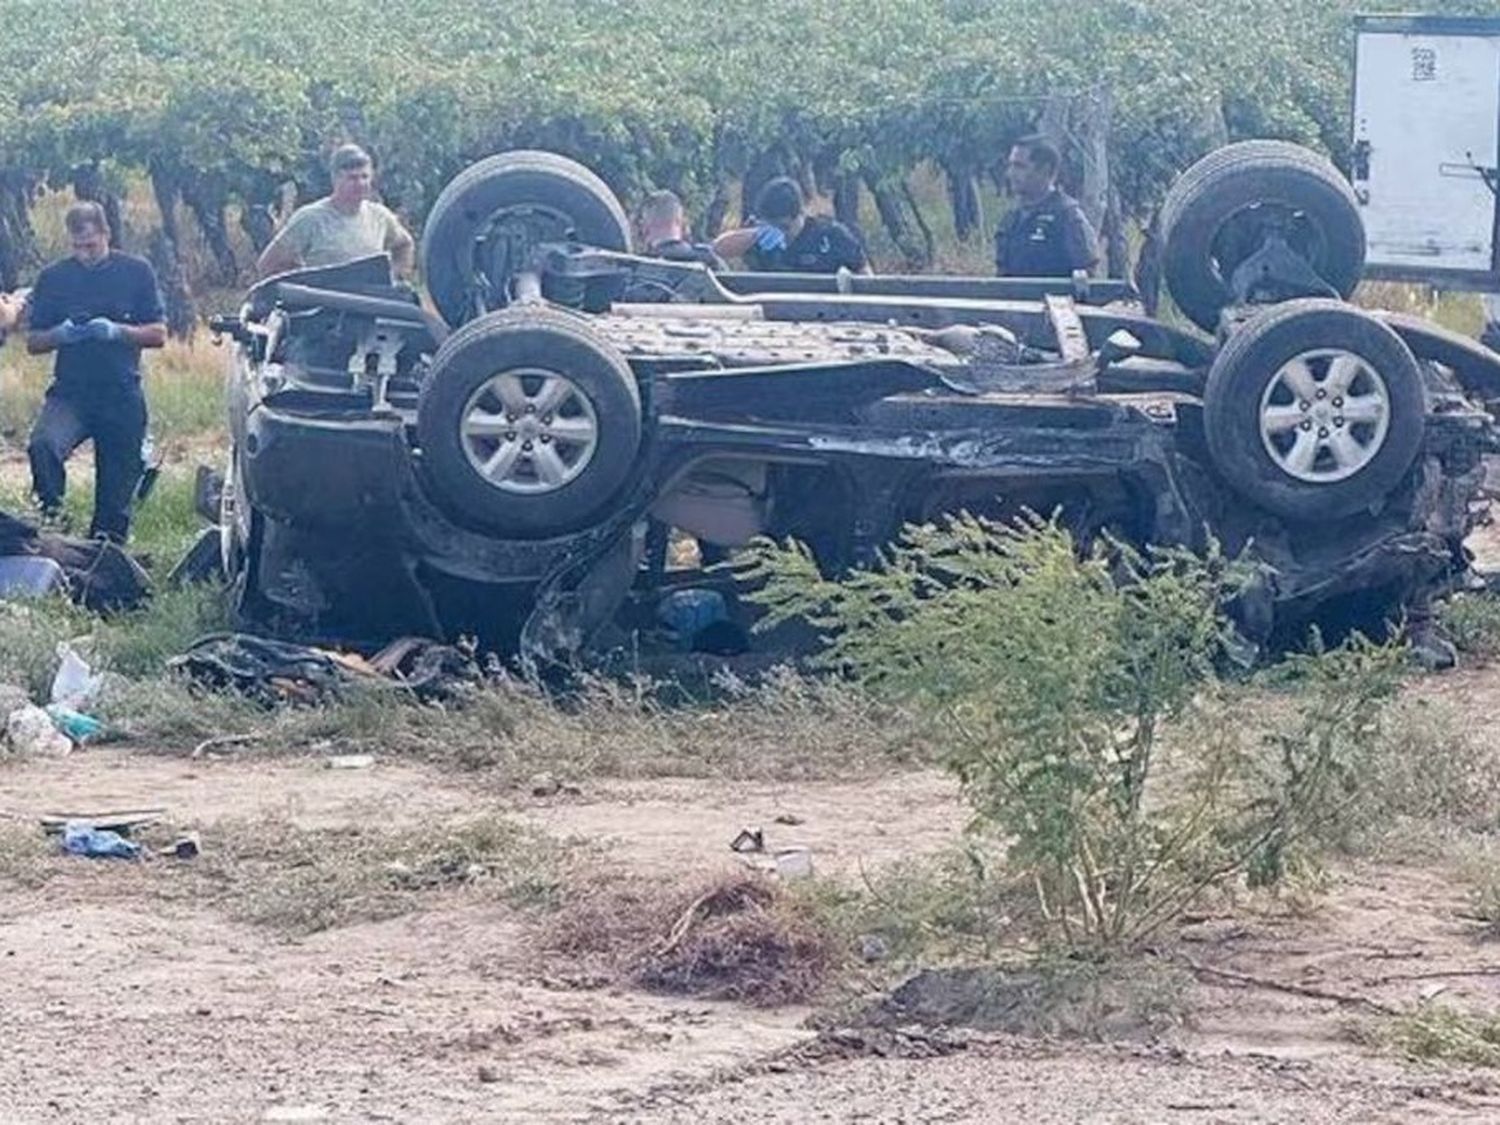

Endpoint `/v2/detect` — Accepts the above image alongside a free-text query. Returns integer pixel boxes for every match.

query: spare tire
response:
[1160,141,1365,333]
[420,150,632,328]
[416,306,642,538]
[1203,299,1425,523]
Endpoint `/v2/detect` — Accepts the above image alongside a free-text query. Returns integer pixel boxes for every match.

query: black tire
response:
[1204,299,1425,523]
[420,150,631,328]
[1160,141,1365,333]
[416,306,642,538]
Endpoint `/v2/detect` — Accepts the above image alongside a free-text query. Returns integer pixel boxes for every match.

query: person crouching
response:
[25,202,166,543]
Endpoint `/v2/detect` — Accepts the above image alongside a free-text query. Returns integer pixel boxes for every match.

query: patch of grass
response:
[205,814,571,935]
[1356,1001,1500,1068]
[0,456,211,576]
[0,336,227,448]
[92,666,925,784]
[1456,842,1500,939]
[0,579,228,702]
[0,821,56,890]
[1358,699,1500,837]
[870,956,1192,1042]
[1354,282,1484,338]
[802,847,1024,965]
[1441,594,1500,660]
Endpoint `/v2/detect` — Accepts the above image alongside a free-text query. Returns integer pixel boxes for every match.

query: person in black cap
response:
[713,177,869,274]
[994,135,1099,278]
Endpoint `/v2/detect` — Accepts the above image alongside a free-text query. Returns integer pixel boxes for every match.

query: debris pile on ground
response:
[167,633,481,705]
[550,874,839,1006]
[638,877,837,1004]
[0,511,150,613]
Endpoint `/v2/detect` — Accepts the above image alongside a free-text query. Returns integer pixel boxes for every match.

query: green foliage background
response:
[0,0,1494,283]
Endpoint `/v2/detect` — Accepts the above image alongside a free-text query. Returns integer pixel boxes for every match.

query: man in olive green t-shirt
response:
[256,143,416,278]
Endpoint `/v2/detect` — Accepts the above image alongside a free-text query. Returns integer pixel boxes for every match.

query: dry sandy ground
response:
[5,742,1500,1123]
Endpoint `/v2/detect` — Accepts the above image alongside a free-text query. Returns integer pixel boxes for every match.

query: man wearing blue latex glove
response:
[713,177,869,274]
[25,202,166,543]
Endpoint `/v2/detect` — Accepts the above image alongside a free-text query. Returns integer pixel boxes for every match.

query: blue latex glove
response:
[84,316,125,342]
[753,223,787,252]
[52,319,88,346]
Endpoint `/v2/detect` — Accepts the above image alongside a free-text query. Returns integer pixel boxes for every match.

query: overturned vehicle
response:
[210,141,1500,662]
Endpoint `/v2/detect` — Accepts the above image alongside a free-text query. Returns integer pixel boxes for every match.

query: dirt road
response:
[3,741,1500,1122]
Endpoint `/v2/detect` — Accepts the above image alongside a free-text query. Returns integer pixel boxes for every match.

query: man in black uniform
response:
[637,190,726,269]
[713,177,869,274]
[994,136,1099,278]
[26,202,166,542]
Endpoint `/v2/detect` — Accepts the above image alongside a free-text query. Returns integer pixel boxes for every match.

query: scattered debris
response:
[40,808,165,835]
[772,846,814,880]
[858,934,891,963]
[476,1065,502,1084]
[657,588,730,649]
[191,733,260,760]
[773,813,805,826]
[730,827,765,854]
[50,643,101,709]
[325,754,375,770]
[0,555,66,598]
[166,527,224,588]
[61,821,143,860]
[168,633,481,705]
[161,833,201,860]
[6,704,72,757]
[528,773,581,797]
[0,511,150,612]
[45,705,104,746]
[638,876,837,1005]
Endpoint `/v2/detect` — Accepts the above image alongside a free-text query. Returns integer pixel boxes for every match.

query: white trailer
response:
[1353,14,1500,289]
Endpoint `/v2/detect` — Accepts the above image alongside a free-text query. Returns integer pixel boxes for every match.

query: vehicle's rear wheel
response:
[1203,300,1425,522]
[420,150,632,328]
[416,306,642,537]
[1160,141,1365,333]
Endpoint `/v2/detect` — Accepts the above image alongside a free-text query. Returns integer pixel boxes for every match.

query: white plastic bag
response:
[6,704,71,757]
[50,643,101,708]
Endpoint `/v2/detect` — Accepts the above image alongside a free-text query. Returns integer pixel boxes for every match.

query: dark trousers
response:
[28,388,147,543]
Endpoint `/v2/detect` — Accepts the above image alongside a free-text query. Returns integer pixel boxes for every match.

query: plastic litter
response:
[61,821,142,860]
[6,704,72,757]
[656,588,728,646]
[0,555,66,599]
[50,643,101,708]
[45,705,105,745]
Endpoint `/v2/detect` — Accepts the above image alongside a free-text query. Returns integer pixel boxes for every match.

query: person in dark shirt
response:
[713,177,870,274]
[994,135,1099,278]
[25,201,166,542]
[636,190,725,269]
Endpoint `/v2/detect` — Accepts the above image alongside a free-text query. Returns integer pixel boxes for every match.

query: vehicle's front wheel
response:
[1203,300,1426,522]
[416,307,642,538]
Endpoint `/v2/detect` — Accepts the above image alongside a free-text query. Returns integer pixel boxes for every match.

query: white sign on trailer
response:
[1353,17,1500,283]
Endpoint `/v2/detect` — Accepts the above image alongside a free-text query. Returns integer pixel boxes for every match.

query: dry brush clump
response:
[546,873,842,1006]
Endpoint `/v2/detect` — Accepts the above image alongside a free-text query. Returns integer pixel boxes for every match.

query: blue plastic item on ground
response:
[656,588,729,645]
[46,705,105,744]
[61,822,142,860]
[0,556,66,599]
